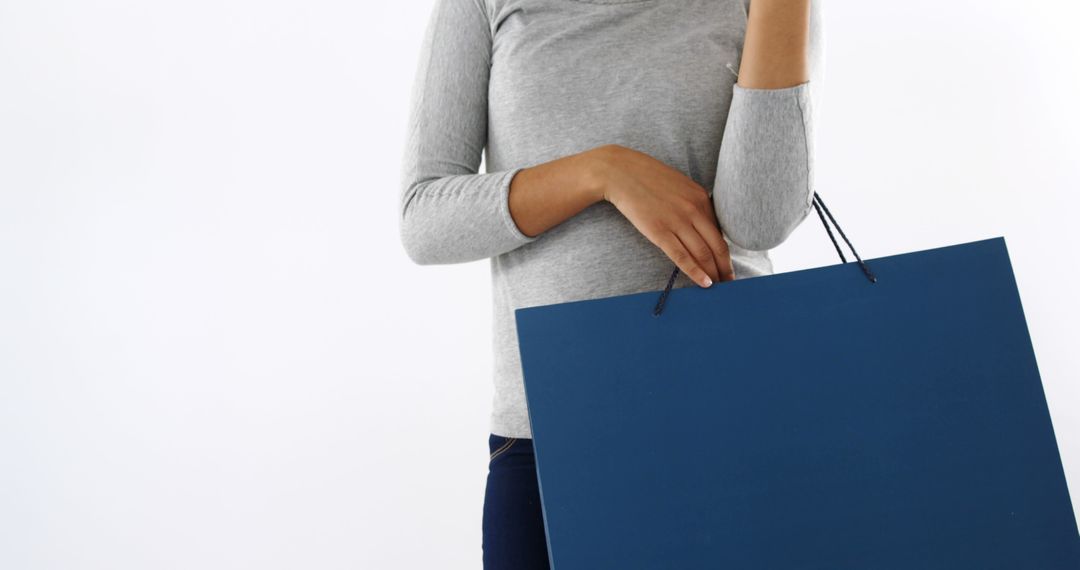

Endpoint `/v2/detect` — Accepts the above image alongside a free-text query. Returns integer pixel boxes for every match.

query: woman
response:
[399,0,824,566]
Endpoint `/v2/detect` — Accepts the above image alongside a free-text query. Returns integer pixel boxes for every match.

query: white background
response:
[1,0,1078,568]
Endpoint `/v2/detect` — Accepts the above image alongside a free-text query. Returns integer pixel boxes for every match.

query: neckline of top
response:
[563,0,658,5]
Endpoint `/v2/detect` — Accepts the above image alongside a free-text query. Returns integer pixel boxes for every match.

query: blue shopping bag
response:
[514,192,1080,569]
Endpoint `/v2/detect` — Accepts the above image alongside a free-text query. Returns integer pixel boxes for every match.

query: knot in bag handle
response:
[652,191,877,317]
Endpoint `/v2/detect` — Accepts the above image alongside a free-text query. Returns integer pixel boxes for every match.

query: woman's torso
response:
[483,0,773,438]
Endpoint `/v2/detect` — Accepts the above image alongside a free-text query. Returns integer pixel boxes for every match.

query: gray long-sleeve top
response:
[399,0,825,439]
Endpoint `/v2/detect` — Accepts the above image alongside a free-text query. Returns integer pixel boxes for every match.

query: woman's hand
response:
[587,144,735,288]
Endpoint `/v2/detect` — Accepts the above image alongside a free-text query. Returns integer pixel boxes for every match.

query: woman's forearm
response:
[736,0,811,89]
[507,148,608,239]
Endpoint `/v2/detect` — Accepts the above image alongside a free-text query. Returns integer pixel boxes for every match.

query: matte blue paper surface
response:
[515,237,1080,569]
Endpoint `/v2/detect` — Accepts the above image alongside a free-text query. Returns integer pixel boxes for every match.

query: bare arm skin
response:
[737,0,811,89]
[508,144,734,289]
[505,151,606,241]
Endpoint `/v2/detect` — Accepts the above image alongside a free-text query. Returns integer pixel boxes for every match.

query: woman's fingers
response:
[692,216,735,281]
[673,226,721,285]
[657,230,713,288]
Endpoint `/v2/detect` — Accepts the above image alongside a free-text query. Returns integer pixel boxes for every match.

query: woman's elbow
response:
[712,177,814,252]
[400,220,437,265]
[398,189,442,266]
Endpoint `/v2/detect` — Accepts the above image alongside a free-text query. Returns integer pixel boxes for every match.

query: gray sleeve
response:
[712,0,826,252]
[398,0,539,266]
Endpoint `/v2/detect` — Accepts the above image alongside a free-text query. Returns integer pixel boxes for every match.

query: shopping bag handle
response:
[653,191,877,317]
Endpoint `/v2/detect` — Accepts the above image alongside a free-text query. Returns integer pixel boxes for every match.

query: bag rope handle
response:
[653,191,877,317]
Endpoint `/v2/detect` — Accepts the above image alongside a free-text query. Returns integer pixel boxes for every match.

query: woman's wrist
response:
[580,144,620,204]
[506,147,615,238]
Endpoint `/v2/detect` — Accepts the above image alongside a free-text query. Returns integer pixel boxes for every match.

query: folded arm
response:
[398,0,539,265]
[713,0,825,252]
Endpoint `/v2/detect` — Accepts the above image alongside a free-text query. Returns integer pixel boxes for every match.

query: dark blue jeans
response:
[482,434,551,569]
